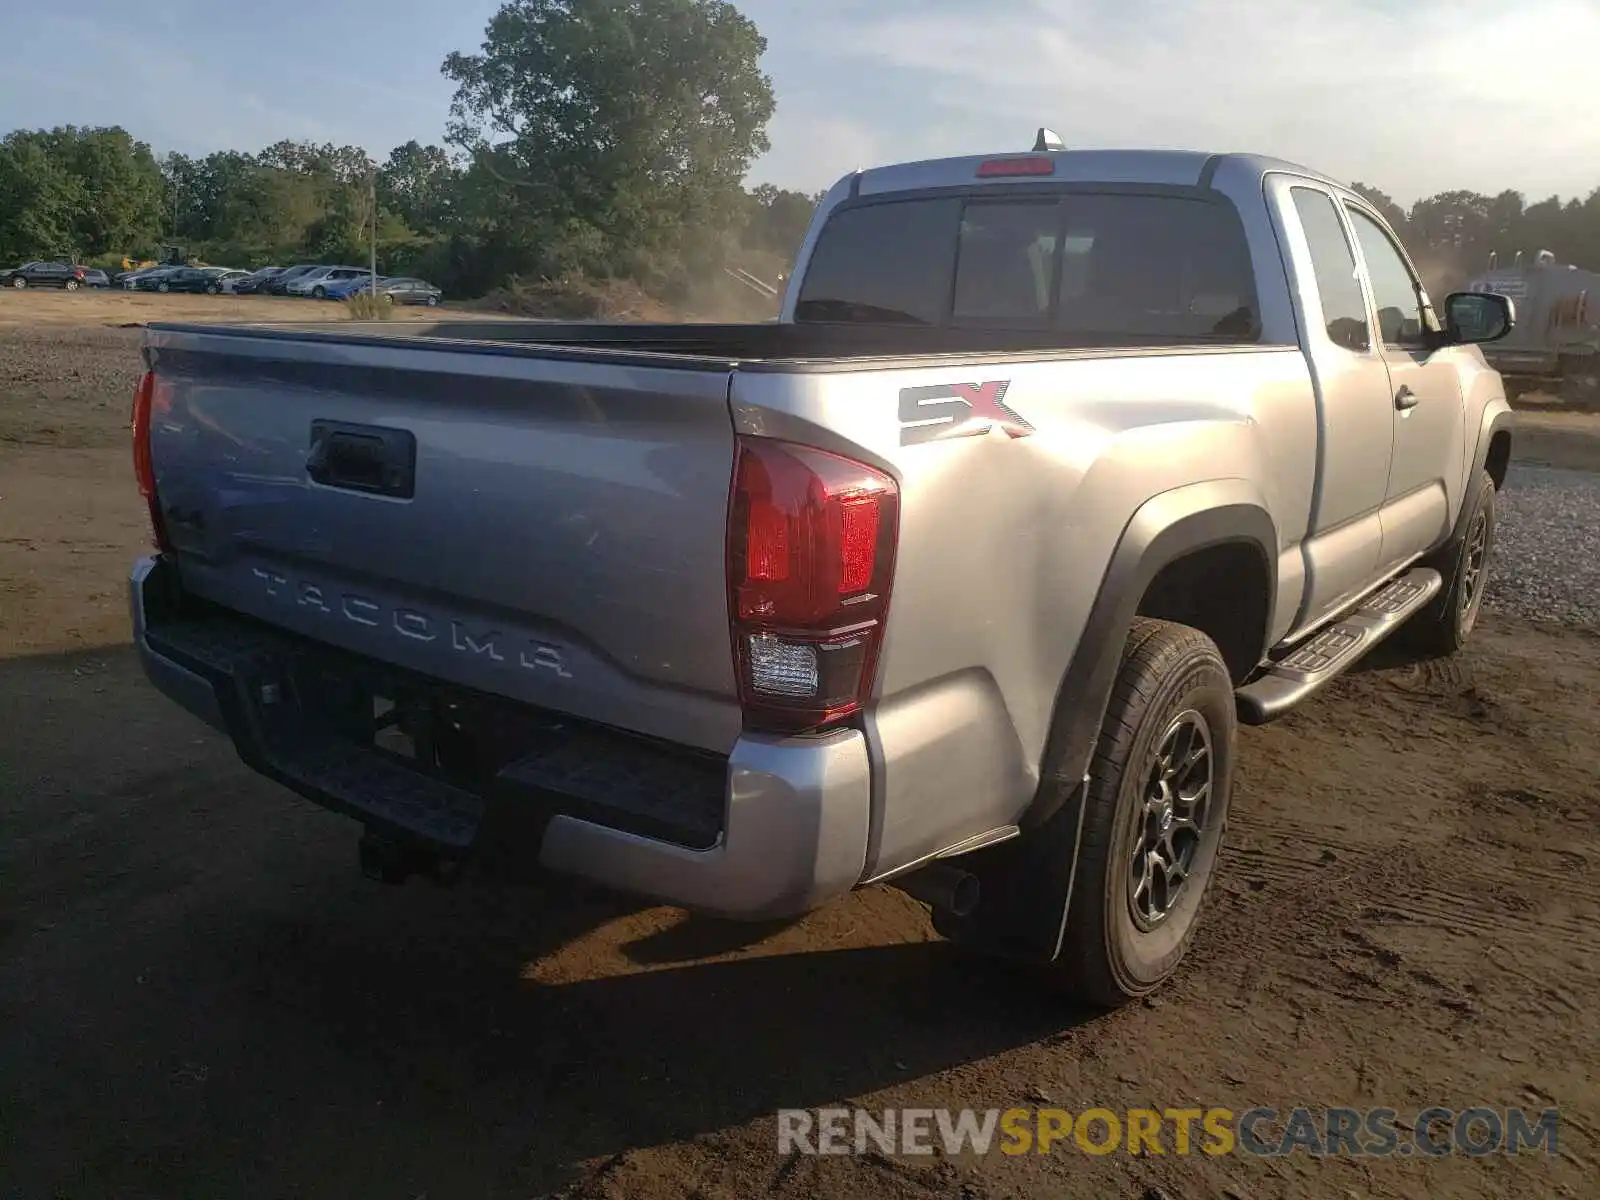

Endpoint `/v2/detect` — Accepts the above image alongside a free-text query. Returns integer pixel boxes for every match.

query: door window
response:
[1290,187,1370,352]
[1345,206,1426,347]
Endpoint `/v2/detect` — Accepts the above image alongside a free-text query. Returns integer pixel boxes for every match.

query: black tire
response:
[63,278,80,292]
[312,285,327,299]
[157,281,170,293]
[1051,619,1236,1006]
[1401,468,1496,658]
[206,283,220,295]
[425,295,439,307]
[12,276,26,289]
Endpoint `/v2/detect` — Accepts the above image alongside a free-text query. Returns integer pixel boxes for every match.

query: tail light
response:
[131,369,172,552]
[727,437,899,734]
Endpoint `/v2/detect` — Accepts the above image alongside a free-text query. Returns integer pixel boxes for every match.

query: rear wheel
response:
[1051,619,1236,1006]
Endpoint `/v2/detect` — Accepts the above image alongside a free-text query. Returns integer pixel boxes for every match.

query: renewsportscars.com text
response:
[776,1106,1560,1158]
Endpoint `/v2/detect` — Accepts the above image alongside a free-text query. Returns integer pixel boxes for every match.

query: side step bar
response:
[1236,567,1443,725]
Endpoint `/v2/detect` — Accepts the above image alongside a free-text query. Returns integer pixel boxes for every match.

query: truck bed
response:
[156,317,1251,368]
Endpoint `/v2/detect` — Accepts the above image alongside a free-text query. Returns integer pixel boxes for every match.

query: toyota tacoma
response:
[128,133,1516,1005]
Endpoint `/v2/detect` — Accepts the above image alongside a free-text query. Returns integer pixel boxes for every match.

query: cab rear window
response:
[795,191,1260,342]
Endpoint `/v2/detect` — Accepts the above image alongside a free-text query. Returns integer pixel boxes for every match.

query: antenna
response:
[1033,127,1066,152]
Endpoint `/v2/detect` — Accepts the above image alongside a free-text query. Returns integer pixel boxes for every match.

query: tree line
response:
[1,0,1597,303]
[0,0,815,302]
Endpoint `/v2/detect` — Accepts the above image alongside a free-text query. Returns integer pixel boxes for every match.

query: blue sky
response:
[1,0,1596,205]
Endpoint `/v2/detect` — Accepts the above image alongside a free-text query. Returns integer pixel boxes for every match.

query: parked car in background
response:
[260,264,320,296]
[1,261,89,290]
[322,273,385,300]
[381,277,443,306]
[230,267,284,295]
[328,274,443,306]
[213,270,253,292]
[79,268,112,289]
[286,265,370,299]
[136,267,224,294]
[121,266,174,290]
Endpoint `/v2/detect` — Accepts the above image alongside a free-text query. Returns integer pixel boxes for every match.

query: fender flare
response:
[1027,478,1278,830]
[935,479,1277,965]
[1474,402,1515,490]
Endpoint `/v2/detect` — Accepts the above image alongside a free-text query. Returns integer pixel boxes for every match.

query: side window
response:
[1345,206,1424,347]
[1290,187,1370,352]
[952,201,1060,323]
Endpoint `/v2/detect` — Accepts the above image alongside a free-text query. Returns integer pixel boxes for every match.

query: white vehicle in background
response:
[285,266,371,299]
[212,270,253,293]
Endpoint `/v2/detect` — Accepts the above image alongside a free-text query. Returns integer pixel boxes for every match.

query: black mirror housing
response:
[1444,291,1515,345]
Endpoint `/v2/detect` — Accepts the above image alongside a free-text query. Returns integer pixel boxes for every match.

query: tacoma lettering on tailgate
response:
[250,566,574,679]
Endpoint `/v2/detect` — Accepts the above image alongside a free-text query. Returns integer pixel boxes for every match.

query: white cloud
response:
[752,110,885,191]
[757,0,1599,204]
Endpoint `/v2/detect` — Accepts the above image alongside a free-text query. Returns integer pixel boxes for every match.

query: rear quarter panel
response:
[731,347,1317,879]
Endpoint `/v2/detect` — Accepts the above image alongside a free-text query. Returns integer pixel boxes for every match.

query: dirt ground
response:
[2,304,1599,1200]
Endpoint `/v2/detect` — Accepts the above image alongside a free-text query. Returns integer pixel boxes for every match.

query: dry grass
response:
[343,293,394,321]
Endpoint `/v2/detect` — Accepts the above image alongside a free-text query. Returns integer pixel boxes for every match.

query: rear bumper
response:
[129,555,871,919]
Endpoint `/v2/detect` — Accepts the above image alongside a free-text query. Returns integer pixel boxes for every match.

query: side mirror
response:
[1444,291,1515,345]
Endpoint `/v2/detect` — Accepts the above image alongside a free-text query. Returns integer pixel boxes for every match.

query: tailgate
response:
[144,327,743,753]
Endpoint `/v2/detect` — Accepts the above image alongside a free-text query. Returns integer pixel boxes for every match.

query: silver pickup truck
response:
[129,135,1516,1006]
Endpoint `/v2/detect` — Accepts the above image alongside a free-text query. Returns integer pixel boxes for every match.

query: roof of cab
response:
[850,149,1343,198]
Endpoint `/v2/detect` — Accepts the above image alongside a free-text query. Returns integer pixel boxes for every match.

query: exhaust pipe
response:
[891,863,980,918]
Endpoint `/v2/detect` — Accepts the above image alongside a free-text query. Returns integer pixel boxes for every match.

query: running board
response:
[1235,567,1443,725]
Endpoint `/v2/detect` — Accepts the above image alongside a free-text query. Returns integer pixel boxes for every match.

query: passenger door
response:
[1273,180,1394,633]
[1342,202,1468,574]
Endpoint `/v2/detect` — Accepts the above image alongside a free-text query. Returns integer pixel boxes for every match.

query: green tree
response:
[377,141,461,235]
[1350,182,1409,239]
[0,134,80,262]
[441,0,776,286]
[741,184,816,260]
[0,126,164,263]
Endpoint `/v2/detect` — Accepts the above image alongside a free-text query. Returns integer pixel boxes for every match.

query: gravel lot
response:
[1488,463,1600,626]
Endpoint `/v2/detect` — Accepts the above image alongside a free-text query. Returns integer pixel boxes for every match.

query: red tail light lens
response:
[728,437,899,733]
[131,369,171,552]
[976,157,1055,178]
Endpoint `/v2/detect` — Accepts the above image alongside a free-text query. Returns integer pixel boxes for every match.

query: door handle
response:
[1394,385,1419,411]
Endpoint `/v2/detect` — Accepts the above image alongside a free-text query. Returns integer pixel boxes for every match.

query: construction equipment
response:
[1466,250,1600,407]
[120,244,201,272]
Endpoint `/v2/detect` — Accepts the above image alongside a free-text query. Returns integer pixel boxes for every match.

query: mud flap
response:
[931,777,1089,965]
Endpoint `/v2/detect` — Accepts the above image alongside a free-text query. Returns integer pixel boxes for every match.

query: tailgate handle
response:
[306,420,417,499]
